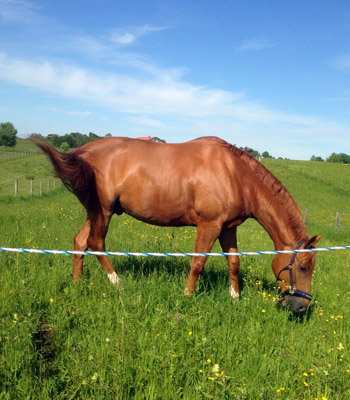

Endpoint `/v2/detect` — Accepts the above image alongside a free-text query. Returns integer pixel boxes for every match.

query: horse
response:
[31,136,321,313]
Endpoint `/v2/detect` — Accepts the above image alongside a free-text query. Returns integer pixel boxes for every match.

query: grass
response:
[1,144,350,399]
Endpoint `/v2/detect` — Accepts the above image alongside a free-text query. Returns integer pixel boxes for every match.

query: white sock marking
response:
[229,285,239,300]
[107,271,119,285]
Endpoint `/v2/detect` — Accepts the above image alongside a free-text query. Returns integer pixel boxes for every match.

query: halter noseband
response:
[276,239,313,302]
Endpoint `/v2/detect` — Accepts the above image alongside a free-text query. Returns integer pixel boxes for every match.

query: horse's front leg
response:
[219,226,240,300]
[184,222,221,295]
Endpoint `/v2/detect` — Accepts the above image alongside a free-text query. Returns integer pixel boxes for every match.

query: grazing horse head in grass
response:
[31,135,321,313]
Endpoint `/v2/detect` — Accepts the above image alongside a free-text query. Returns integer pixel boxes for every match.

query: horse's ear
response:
[305,235,322,248]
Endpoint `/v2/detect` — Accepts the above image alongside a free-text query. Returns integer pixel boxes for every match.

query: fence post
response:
[335,211,340,233]
[15,179,18,197]
[340,178,343,190]
[303,208,308,223]
[40,181,43,196]
[30,180,33,196]
[53,178,56,190]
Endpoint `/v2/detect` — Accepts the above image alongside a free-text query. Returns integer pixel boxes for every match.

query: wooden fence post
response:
[30,180,33,196]
[15,179,18,197]
[303,208,308,223]
[335,211,340,233]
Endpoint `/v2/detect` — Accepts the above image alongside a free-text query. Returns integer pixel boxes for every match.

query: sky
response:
[0,0,350,160]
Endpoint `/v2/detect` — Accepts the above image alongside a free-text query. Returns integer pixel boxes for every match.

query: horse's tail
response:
[30,136,96,206]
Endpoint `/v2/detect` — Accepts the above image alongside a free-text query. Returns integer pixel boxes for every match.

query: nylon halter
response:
[276,239,313,302]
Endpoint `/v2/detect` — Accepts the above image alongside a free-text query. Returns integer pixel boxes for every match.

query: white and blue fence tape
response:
[1,245,350,257]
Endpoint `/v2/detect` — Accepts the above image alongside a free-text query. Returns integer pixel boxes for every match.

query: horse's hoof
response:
[229,285,240,300]
[107,271,120,285]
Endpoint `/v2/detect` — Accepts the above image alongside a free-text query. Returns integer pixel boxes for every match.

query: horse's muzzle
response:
[282,295,309,313]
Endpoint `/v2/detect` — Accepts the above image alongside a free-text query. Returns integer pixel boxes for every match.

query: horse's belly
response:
[118,189,194,227]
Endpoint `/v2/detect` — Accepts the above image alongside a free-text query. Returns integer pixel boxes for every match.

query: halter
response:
[276,239,313,302]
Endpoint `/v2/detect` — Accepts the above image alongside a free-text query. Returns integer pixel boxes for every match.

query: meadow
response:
[1,143,350,399]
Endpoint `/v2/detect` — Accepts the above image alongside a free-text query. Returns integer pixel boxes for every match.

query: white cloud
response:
[49,107,92,116]
[109,24,168,46]
[236,37,274,52]
[0,51,349,160]
[0,51,246,117]
[0,51,344,128]
[128,115,166,128]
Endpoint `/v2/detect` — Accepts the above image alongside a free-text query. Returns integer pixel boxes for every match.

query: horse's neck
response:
[251,185,307,250]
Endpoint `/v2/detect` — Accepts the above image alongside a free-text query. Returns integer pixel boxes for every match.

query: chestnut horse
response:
[32,136,321,313]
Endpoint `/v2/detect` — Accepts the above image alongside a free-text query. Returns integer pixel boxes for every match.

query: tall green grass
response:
[1,149,350,399]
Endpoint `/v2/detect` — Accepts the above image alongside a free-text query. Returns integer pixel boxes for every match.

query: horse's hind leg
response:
[184,222,221,295]
[73,219,91,281]
[87,211,119,285]
[219,226,240,299]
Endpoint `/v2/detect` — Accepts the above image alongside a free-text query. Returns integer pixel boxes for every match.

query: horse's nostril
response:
[297,305,307,313]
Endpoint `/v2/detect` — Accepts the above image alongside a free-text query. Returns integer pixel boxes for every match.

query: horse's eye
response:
[299,266,308,273]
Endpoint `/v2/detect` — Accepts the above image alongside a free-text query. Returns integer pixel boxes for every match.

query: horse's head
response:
[272,235,322,313]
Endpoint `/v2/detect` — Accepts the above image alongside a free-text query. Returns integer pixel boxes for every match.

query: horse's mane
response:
[207,137,306,241]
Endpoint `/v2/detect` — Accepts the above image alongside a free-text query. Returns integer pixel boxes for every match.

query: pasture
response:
[1,145,350,399]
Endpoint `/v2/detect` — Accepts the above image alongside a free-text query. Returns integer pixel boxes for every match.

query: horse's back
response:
[78,136,245,226]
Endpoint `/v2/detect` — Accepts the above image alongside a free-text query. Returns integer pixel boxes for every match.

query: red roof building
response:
[136,136,166,143]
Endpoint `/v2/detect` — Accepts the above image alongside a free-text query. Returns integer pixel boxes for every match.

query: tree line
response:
[0,122,108,151]
[310,153,350,163]
[1,122,349,163]
[32,132,108,151]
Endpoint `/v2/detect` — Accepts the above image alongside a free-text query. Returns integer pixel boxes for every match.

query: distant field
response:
[1,140,350,399]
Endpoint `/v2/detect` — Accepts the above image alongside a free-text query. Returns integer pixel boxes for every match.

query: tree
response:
[251,150,261,158]
[327,153,342,163]
[339,153,350,164]
[262,151,271,158]
[60,142,70,152]
[0,122,17,149]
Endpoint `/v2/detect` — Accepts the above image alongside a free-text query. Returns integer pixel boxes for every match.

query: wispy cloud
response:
[0,51,245,118]
[109,24,168,46]
[0,0,44,24]
[128,115,166,128]
[236,37,274,52]
[49,106,92,116]
[0,50,343,145]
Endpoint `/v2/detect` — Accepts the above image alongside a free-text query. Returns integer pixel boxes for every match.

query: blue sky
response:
[0,0,350,159]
